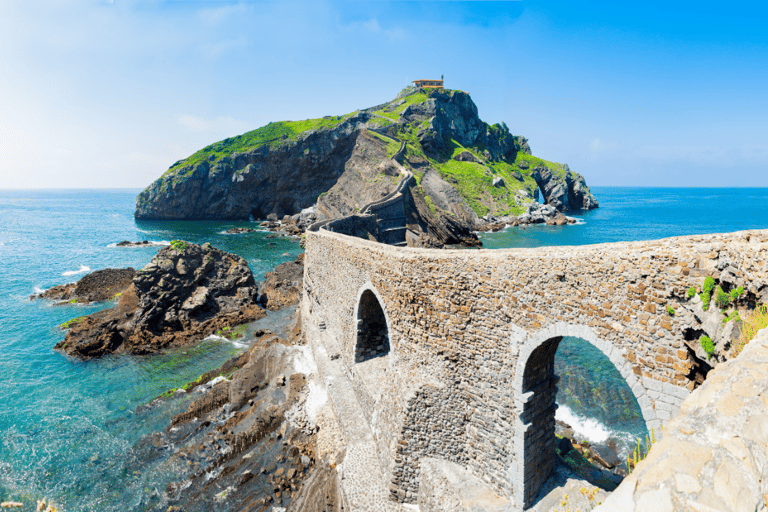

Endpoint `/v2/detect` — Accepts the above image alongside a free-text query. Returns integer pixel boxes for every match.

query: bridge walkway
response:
[305,305,409,512]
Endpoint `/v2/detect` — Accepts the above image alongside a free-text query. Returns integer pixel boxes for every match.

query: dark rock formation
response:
[258,254,304,311]
[115,240,163,247]
[31,268,135,303]
[55,242,265,358]
[225,227,257,234]
[532,164,599,212]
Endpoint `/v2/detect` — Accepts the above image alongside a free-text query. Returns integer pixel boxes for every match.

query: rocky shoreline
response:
[44,241,337,510]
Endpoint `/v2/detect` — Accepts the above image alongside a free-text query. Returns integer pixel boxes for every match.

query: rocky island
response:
[135,86,598,247]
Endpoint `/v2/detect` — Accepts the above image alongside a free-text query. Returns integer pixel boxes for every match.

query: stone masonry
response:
[596,327,768,511]
[302,227,768,509]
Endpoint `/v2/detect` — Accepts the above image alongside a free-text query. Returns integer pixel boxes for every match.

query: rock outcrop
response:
[596,328,768,512]
[56,242,265,358]
[258,253,304,311]
[532,164,599,211]
[31,268,136,304]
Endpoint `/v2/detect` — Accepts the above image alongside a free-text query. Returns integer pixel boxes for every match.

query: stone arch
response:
[353,283,392,364]
[510,322,657,510]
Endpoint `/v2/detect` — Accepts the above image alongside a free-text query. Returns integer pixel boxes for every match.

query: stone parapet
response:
[596,328,768,511]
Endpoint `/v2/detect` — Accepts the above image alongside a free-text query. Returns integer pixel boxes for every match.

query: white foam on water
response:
[556,404,611,444]
[62,265,90,276]
[32,286,45,294]
[568,217,586,225]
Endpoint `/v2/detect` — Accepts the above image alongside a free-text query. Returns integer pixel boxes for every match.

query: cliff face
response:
[135,87,598,230]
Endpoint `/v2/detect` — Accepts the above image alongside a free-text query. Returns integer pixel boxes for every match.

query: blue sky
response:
[1,0,766,188]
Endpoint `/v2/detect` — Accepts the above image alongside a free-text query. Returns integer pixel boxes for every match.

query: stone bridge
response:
[302,225,768,510]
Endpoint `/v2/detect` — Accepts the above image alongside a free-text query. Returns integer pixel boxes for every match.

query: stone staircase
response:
[360,139,413,247]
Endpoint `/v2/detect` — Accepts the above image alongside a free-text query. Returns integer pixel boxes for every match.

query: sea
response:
[1,187,767,509]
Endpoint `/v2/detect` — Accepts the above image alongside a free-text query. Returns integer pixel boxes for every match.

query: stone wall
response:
[303,228,768,506]
[596,328,768,511]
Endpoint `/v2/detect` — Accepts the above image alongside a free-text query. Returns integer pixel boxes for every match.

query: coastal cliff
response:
[135,87,598,246]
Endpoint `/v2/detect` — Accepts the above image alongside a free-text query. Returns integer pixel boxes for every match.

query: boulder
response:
[492,177,505,188]
[453,151,483,164]
[258,253,305,311]
[55,242,265,358]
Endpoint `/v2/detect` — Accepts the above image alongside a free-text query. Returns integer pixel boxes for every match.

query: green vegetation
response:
[628,428,661,475]
[423,193,437,215]
[723,310,740,326]
[731,304,768,358]
[714,286,731,309]
[373,91,430,120]
[366,131,401,159]
[170,239,189,252]
[215,324,248,340]
[165,113,358,175]
[60,316,85,329]
[67,298,78,304]
[700,335,715,359]
[111,292,122,301]
[687,286,696,299]
[730,286,745,301]
[666,305,675,316]
[699,276,716,311]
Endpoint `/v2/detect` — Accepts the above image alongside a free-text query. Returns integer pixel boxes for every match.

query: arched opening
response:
[513,328,654,510]
[555,337,649,474]
[355,289,390,363]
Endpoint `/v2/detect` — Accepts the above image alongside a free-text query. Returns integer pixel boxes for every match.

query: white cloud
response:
[589,138,615,154]
[200,36,248,59]
[197,3,248,26]
[352,18,407,42]
[178,115,251,136]
[178,115,209,132]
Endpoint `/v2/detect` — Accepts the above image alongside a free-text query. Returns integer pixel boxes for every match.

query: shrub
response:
[730,305,768,358]
[730,286,745,301]
[702,276,716,295]
[666,305,675,316]
[722,310,740,326]
[700,335,715,359]
[714,286,731,309]
[687,286,696,299]
[170,239,189,252]
[699,292,711,311]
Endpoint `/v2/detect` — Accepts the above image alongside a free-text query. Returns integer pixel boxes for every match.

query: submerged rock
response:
[55,241,265,358]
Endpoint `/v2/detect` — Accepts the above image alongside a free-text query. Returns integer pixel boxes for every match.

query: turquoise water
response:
[1,187,767,507]
[0,189,302,510]
[480,187,768,249]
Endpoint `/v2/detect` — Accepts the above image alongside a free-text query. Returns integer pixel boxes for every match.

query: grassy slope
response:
[164,112,361,176]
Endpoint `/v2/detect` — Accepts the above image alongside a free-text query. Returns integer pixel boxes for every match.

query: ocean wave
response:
[62,265,90,277]
[556,404,610,444]
[567,217,586,225]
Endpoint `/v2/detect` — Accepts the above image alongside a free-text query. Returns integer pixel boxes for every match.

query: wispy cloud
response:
[349,18,407,42]
[178,115,251,136]
[200,36,248,59]
[197,3,249,26]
